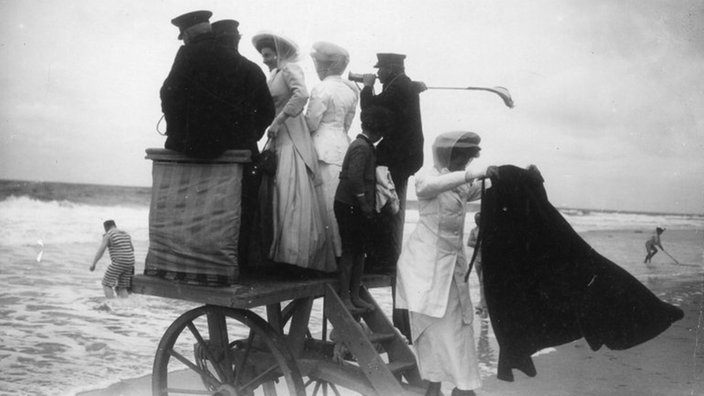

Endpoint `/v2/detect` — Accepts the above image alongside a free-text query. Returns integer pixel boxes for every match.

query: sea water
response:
[1,180,702,396]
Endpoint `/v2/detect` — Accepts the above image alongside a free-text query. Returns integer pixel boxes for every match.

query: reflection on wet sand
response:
[476,317,496,373]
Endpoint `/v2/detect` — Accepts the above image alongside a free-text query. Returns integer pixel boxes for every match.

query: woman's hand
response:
[267,114,288,138]
[266,124,279,138]
[266,118,283,138]
[465,165,499,182]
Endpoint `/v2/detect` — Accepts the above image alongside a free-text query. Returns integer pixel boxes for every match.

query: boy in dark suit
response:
[334,106,391,312]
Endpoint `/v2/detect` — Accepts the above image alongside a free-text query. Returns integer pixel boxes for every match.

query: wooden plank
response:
[145,148,251,163]
[324,284,405,396]
[359,287,423,387]
[286,298,314,358]
[131,274,391,308]
[266,303,283,333]
[206,311,234,384]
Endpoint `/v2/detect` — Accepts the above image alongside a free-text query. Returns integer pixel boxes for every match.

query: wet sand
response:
[77,229,704,396]
[480,276,704,396]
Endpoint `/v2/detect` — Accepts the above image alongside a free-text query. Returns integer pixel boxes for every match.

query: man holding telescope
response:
[357,53,424,341]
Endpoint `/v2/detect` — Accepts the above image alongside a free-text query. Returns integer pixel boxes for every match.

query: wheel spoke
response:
[170,349,222,389]
[329,382,341,396]
[154,306,305,396]
[240,363,278,391]
[312,380,322,396]
[186,321,228,382]
[234,331,256,384]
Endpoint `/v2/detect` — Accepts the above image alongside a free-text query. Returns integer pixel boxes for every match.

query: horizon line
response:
[1,177,702,217]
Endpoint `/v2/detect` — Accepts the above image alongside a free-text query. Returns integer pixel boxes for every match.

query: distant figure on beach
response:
[90,220,135,299]
[334,106,391,312]
[467,212,487,317]
[396,131,498,396]
[644,227,666,263]
[306,41,359,260]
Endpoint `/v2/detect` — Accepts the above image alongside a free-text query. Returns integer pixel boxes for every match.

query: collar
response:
[324,75,343,81]
[383,72,405,88]
[357,133,375,147]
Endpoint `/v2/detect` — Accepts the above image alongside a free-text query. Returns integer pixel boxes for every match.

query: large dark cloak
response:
[479,165,684,381]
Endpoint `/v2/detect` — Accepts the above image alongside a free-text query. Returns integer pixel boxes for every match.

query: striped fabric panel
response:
[107,229,135,265]
[146,161,243,285]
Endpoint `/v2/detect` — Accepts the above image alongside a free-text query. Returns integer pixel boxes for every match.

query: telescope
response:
[348,72,514,108]
[348,72,373,83]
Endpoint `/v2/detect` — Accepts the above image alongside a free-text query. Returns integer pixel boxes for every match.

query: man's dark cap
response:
[171,10,213,39]
[374,53,406,68]
[212,19,240,37]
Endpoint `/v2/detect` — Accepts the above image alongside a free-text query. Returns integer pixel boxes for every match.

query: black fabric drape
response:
[481,165,684,381]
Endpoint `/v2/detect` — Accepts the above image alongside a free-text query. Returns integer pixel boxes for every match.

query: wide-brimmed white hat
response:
[251,32,299,62]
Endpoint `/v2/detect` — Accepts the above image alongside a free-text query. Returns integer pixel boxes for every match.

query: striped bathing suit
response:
[102,228,135,289]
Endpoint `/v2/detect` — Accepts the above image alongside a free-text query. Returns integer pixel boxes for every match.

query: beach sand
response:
[77,229,704,396]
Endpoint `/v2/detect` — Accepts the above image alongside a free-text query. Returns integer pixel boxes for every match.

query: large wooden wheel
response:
[152,305,306,396]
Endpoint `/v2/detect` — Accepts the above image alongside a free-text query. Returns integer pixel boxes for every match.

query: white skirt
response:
[410,278,482,391]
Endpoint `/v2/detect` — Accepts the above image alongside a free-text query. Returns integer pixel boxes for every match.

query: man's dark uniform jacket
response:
[161,32,274,158]
[479,165,684,381]
[360,74,423,178]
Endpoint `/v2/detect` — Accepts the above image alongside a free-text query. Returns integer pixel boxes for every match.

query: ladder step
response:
[367,332,397,344]
[387,360,417,375]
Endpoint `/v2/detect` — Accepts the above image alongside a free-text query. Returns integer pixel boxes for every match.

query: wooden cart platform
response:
[132,274,392,309]
[133,273,425,396]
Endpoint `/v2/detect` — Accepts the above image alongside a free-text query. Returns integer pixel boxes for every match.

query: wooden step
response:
[308,360,375,396]
[367,331,397,344]
[308,359,425,396]
[386,360,418,375]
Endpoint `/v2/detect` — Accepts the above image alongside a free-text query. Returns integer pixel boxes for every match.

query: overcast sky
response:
[1,0,702,214]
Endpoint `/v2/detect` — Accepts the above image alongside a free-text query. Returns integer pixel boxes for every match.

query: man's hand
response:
[89,264,96,272]
[412,80,428,93]
[362,73,376,87]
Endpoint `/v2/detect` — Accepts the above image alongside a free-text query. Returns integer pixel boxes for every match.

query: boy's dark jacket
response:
[335,134,376,212]
[480,165,684,381]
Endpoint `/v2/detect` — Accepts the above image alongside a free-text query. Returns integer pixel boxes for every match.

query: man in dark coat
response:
[359,53,424,341]
[210,19,275,156]
[478,165,684,381]
[211,19,275,268]
[161,11,274,159]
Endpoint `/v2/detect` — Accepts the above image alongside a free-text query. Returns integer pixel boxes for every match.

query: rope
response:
[465,177,486,282]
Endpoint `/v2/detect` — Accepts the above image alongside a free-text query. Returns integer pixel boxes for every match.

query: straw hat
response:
[251,32,299,61]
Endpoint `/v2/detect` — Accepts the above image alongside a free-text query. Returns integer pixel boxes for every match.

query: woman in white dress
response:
[306,41,359,258]
[252,32,336,273]
[396,131,497,396]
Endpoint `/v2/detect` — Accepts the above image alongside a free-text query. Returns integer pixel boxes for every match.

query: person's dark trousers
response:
[389,171,411,343]
[365,169,412,342]
[238,162,261,272]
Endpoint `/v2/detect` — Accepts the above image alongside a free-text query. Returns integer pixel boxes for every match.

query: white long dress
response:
[305,75,359,256]
[267,62,336,272]
[396,168,488,390]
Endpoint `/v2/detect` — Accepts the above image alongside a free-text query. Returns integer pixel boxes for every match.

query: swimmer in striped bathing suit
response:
[90,220,135,298]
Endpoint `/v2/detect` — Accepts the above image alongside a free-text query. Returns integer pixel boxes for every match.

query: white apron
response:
[396,168,487,390]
